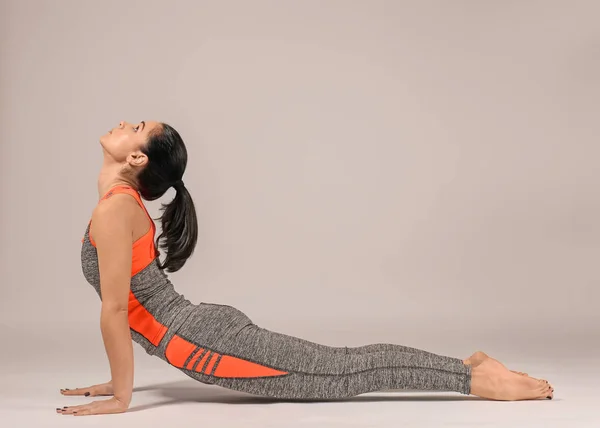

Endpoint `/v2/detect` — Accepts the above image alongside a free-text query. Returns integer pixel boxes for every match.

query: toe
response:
[536,385,548,399]
[542,384,553,399]
[537,379,548,386]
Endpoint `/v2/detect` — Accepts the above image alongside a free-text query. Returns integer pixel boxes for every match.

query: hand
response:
[56,396,129,416]
[60,381,113,397]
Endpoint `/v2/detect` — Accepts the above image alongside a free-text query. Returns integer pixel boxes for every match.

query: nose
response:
[119,121,124,128]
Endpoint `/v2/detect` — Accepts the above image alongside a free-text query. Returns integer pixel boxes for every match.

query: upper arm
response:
[92,194,137,311]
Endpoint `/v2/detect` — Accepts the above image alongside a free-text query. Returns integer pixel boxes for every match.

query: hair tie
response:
[174,179,184,189]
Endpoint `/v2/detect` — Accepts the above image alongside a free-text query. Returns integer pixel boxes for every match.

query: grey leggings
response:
[146,302,472,400]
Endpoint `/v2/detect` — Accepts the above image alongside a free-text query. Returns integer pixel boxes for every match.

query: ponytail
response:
[137,123,198,273]
[155,182,198,272]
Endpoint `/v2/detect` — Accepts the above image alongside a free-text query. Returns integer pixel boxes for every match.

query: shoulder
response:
[92,193,139,234]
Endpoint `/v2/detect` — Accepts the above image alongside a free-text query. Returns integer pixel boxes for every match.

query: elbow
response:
[100,304,129,329]
[101,302,129,316]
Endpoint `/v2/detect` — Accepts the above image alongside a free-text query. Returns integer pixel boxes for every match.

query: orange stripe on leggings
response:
[186,348,205,370]
[213,355,289,378]
[165,335,197,368]
[165,335,289,378]
[203,352,219,374]
[194,351,211,372]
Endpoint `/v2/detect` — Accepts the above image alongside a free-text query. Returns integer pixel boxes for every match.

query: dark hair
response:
[137,123,198,273]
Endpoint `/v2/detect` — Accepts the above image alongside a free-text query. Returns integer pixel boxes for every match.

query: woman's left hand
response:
[56,396,129,416]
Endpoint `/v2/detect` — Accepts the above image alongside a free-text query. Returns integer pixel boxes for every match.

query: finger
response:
[75,404,125,416]
[63,383,113,397]
[60,403,91,415]
[74,407,97,416]
[60,387,93,396]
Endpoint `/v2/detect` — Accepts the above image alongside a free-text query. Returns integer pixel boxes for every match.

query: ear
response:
[126,151,148,168]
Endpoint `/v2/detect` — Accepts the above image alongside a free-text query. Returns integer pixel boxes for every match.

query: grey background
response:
[1,1,598,427]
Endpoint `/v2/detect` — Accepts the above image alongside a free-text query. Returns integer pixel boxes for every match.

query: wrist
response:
[113,394,131,408]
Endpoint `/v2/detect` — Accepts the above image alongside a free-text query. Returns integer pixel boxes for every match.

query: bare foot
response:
[464,351,531,377]
[469,358,554,401]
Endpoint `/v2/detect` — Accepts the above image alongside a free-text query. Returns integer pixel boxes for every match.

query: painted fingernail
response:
[84,392,90,396]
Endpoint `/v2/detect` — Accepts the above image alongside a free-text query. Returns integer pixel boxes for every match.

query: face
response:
[99,120,161,166]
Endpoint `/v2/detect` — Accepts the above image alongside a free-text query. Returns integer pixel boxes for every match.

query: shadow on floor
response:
[129,380,483,412]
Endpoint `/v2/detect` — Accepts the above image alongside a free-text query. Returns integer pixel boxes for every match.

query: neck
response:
[97,157,137,199]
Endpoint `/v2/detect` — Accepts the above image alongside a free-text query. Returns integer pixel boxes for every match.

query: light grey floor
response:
[2,326,598,427]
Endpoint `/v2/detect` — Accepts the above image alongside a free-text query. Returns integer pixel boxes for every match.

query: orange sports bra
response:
[87,185,158,277]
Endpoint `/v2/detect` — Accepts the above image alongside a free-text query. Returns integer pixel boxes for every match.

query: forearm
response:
[100,306,133,405]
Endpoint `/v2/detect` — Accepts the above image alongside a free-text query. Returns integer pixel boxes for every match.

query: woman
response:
[57,121,554,416]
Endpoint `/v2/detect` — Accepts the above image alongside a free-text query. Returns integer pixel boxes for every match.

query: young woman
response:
[57,121,554,416]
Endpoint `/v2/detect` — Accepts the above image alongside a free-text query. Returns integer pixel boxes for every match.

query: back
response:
[80,185,195,356]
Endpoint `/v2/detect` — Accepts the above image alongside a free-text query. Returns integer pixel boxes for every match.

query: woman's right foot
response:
[469,358,553,401]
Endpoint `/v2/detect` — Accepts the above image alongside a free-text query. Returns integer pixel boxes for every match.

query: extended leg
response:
[164,323,471,400]
[248,325,457,358]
